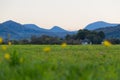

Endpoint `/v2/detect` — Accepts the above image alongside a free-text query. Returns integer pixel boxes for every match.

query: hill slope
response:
[84,21,118,30]
[95,25,120,39]
[0,20,76,40]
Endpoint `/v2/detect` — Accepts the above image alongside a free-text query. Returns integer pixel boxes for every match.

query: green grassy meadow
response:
[0,45,120,80]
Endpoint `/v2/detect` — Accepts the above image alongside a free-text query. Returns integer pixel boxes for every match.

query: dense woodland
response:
[4,30,117,44]
[3,29,120,45]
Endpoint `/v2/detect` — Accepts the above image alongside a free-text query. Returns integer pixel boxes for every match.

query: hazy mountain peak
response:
[0,20,77,39]
[23,24,47,31]
[2,20,23,28]
[51,26,62,29]
[84,21,118,30]
[50,26,67,32]
[24,24,39,28]
[94,21,107,23]
[2,20,19,24]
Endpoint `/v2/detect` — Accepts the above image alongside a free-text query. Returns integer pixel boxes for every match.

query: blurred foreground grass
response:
[0,45,120,80]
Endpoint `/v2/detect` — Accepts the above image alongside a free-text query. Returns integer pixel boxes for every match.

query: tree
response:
[76,29,90,40]
[75,29,105,44]
[97,31,105,39]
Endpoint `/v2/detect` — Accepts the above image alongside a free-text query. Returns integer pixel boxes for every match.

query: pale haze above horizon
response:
[0,0,120,30]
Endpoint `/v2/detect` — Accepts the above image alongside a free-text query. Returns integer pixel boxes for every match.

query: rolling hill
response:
[95,24,120,39]
[0,20,77,40]
[84,21,118,30]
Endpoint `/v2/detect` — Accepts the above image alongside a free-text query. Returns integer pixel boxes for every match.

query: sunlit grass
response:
[0,44,120,80]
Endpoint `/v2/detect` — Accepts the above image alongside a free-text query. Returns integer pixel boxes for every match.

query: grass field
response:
[0,45,120,80]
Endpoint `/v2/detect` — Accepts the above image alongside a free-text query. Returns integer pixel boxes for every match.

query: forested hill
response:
[0,20,77,40]
[95,25,120,39]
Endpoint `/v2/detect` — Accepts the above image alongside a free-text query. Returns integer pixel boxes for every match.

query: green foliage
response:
[31,35,62,44]
[0,45,120,80]
[95,24,120,39]
[76,29,105,44]
[6,30,106,45]
[107,38,120,44]
[76,29,90,40]
[9,50,23,66]
[3,49,24,66]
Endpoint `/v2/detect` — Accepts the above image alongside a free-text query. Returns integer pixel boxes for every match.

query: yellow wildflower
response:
[103,40,111,47]
[0,37,3,44]
[19,57,24,63]
[8,41,12,45]
[1,45,7,51]
[4,53,10,60]
[43,47,51,53]
[61,43,67,48]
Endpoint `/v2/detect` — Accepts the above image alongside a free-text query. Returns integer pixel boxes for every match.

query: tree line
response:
[6,29,120,44]
[8,30,101,44]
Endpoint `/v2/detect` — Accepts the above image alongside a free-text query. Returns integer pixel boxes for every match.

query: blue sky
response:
[0,0,120,30]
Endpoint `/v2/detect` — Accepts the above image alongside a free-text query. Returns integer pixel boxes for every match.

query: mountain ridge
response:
[94,24,120,39]
[0,20,77,40]
[84,21,119,30]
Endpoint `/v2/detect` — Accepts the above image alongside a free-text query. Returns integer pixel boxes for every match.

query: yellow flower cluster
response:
[43,47,51,53]
[4,53,24,64]
[61,43,67,48]
[43,43,67,53]
[8,42,12,46]
[2,45,7,51]
[0,37,3,44]
[4,53,10,60]
[0,37,24,66]
[103,40,112,47]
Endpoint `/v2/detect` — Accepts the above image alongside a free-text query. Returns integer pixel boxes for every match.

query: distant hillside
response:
[84,21,118,30]
[50,26,67,32]
[95,25,120,39]
[49,26,77,37]
[0,20,77,40]
[23,24,47,31]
